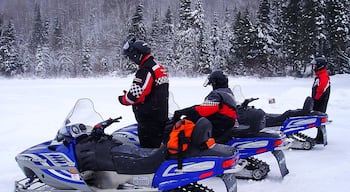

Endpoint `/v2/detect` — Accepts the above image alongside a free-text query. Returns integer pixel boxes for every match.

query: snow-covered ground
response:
[1,74,349,192]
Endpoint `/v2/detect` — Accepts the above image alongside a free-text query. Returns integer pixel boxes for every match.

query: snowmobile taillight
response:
[199,171,214,179]
[307,123,316,128]
[256,148,268,154]
[273,139,283,147]
[321,117,327,123]
[222,158,235,169]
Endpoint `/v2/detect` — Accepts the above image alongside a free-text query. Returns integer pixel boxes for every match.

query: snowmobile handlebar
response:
[241,97,259,108]
[93,116,122,130]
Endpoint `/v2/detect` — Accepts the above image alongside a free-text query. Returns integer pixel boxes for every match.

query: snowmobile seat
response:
[75,135,167,174]
[231,124,280,138]
[110,144,167,174]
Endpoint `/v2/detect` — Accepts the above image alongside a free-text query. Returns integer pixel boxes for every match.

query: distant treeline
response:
[0,0,349,78]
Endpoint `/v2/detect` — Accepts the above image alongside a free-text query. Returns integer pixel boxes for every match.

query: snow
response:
[1,74,349,192]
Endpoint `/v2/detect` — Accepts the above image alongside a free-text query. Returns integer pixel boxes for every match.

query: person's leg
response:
[138,121,164,148]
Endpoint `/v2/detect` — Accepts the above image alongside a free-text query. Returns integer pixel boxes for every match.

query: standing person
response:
[311,56,331,144]
[173,70,239,144]
[118,38,169,148]
[311,57,331,113]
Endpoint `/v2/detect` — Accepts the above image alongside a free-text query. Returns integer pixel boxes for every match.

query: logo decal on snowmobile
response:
[286,118,317,128]
[162,161,216,177]
[231,140,269,149]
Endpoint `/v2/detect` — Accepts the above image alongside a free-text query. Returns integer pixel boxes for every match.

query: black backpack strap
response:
[177,130,185,170]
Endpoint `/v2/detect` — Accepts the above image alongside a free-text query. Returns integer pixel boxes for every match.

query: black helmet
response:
[311,57,327,72]
[203,70,228,89]
[123,38,151,64]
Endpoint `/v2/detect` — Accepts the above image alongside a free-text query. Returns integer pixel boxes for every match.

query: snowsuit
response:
[312,68,330,143]
[173,88,238,144]
[119,54,169,148]
[312,68,330,113]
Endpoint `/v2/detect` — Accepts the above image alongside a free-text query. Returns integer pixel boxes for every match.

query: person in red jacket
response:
[172,71,239,143]
[311,57,331,113]
[311,56,330,144]
[119,38,169,148]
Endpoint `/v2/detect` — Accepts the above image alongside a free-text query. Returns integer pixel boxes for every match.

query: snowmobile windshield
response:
[55,98,104,142]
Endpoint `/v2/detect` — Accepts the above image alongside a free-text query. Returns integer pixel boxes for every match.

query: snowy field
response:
[0,74,349,192]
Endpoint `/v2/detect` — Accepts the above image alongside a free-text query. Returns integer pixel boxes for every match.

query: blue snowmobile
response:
[15,98,244,192]
[114,104,291,181]
[242,97,330,150]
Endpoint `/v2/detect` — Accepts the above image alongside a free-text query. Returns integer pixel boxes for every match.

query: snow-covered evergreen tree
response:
[193,0,210,74]
[29,4,44,53]
[149,9,161,57]
[81,46,92,77]
[128,1,147,41]
[0,20,22,77]
[233,9,258,75]
[52,17,63,52]
[209,12,226,73]
[299,0,322,72]
[173,0,197,75]
[325,0,349,74]
[281,0,304,75]
[159,6,175,70]
[255,0,281,76]
[34,46,47,78]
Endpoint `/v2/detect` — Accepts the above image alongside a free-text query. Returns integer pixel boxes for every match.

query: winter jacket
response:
[119,54,169,122]
[194,88,238,139]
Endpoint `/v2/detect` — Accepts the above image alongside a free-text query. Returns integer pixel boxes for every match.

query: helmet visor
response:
[311,58,317,65]
[203,77,210,87]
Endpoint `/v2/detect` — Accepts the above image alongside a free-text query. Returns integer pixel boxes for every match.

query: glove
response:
[118,90,128,106]
[91,127,104,138]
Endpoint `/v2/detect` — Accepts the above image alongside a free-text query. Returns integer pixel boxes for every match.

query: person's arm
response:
[119,68,154,105]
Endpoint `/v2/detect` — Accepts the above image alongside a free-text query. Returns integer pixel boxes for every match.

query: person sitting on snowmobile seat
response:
[118,38,169,148]
[172,71,239,144]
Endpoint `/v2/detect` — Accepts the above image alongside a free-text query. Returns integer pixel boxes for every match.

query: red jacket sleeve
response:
[123,69,154,105]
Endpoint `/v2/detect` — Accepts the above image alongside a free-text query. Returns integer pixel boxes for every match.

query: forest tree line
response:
[0,0,349,78]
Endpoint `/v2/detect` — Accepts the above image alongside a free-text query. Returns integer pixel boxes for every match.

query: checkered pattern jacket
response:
[120,54,169,121]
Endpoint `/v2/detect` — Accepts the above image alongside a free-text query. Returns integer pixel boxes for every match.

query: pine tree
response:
[222,8,238,75]
[0,20,22,77]
[149,9,161,57]
[173,0,196,75]
[29,4,44,53]
[209,12,226,72]
[128,1,146,41]
[34,46,47,78]
[52,17,63,52]
[233,9,258,75]
[299,0,320,72]
[256,0,281,76]
[325,0,349,74]
[159,6,175,69]
[178,0,192,31]
[81,46,92,77]
[193,0,210,74]
[281,0,303,75]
